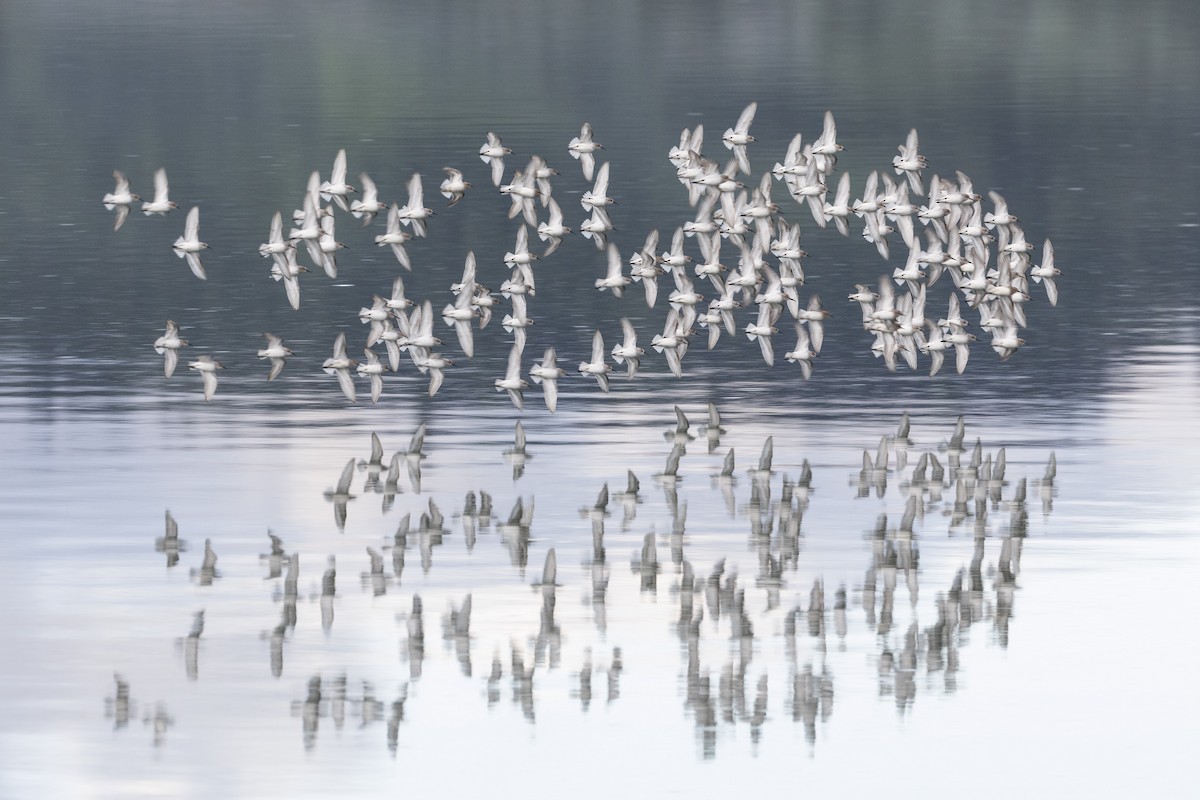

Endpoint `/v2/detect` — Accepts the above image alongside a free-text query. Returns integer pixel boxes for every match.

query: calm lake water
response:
[1,1,1198,797]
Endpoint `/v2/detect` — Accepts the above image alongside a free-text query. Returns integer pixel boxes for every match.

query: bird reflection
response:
[128,412,1059,758]
[442,594,473,676]
[104,674,134,730]
[259,531,289,580]
[181,609,204,681]
[155,509,187,568]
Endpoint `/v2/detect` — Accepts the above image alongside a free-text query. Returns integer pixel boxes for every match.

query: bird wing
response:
[184,206,199,239]
[407,172,423,207]
[591,329,605,363]
[506,343,522,381]
[185,252,206,281]
[359,172,377,203]
[154,167,169,204]
[331,149,347,185]
[335,368,357,402]
[592,162,609,199]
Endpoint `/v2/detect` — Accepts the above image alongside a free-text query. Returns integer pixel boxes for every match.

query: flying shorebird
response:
[153,320,188,377]
[439,167,472,207]
[102,170,139,230]
[479,131,511,187]
[568,122,604,181]
[256,333,292,380]
[322,332,358,403]
[396,173,433,237]
[188,356,223,401]
[495,343,528,410]
[529,346,566,412]
[172,206,209,280]
[319,148,356,211]
[578,329,613,393]
[141,168,178,216]
[375,204,413,270]
[350,171,384,225]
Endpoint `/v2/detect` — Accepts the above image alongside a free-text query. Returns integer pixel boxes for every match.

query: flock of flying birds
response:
[105,104,1062,405]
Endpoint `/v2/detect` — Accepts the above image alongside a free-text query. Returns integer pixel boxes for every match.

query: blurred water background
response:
[0,1,1197,797]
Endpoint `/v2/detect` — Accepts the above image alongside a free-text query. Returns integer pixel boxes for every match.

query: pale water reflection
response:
[2,0,1199,797]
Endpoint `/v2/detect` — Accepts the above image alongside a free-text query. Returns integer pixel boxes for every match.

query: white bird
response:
[795,294,830,353]
[501,292,534,352]
[659,226,691,273]
[442,252,479,357]
[357,348,388,404]
[439,167,472,207]
[610,317,644,380]
[350,172,384,225]
[289,190,326,267]
[319,149,356,211]
[722,101,757,175]
[479,131,511,187]
[188,355,223,401]
[595,243,630,297]
[668,269,704,331]
[172,206,209,280]
[102,170,139,230]
[528,346,566,412]
[500,160,540,227]
[783,324,816,379]
[580,206,613,248]
[630,229,663,308]
[375,204,413,270]
[745,302,779,366]
[397,173,432,237]
[991,326,1026,361]
[358,295,391,347]
[532,157,558,206]
[811,110,843,173]
[316,212,346,278]
[578,329,612,393]
[536,196,571,256]
[270,249,305,310]
[985,190,1019,230]
[1030,239,1060,306]
[153,320,188,378]
[503,224,539,269]
[495,343,528,410]
[399,300,442,367]
[892,128,927,196]
[259,211,293,267]
[920,322,949,377]
[257,333,292,381]
[416,353,454,397]
[141,168,178,216]
[823,171,853,236]
[323,332,358,403]
[669,124,703,168]
[500,262,536,299]
[581,162,614,211]
[773,132,809,188]
[568,122,604,181]
[651,308,690,378]
[386,275,414,315]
